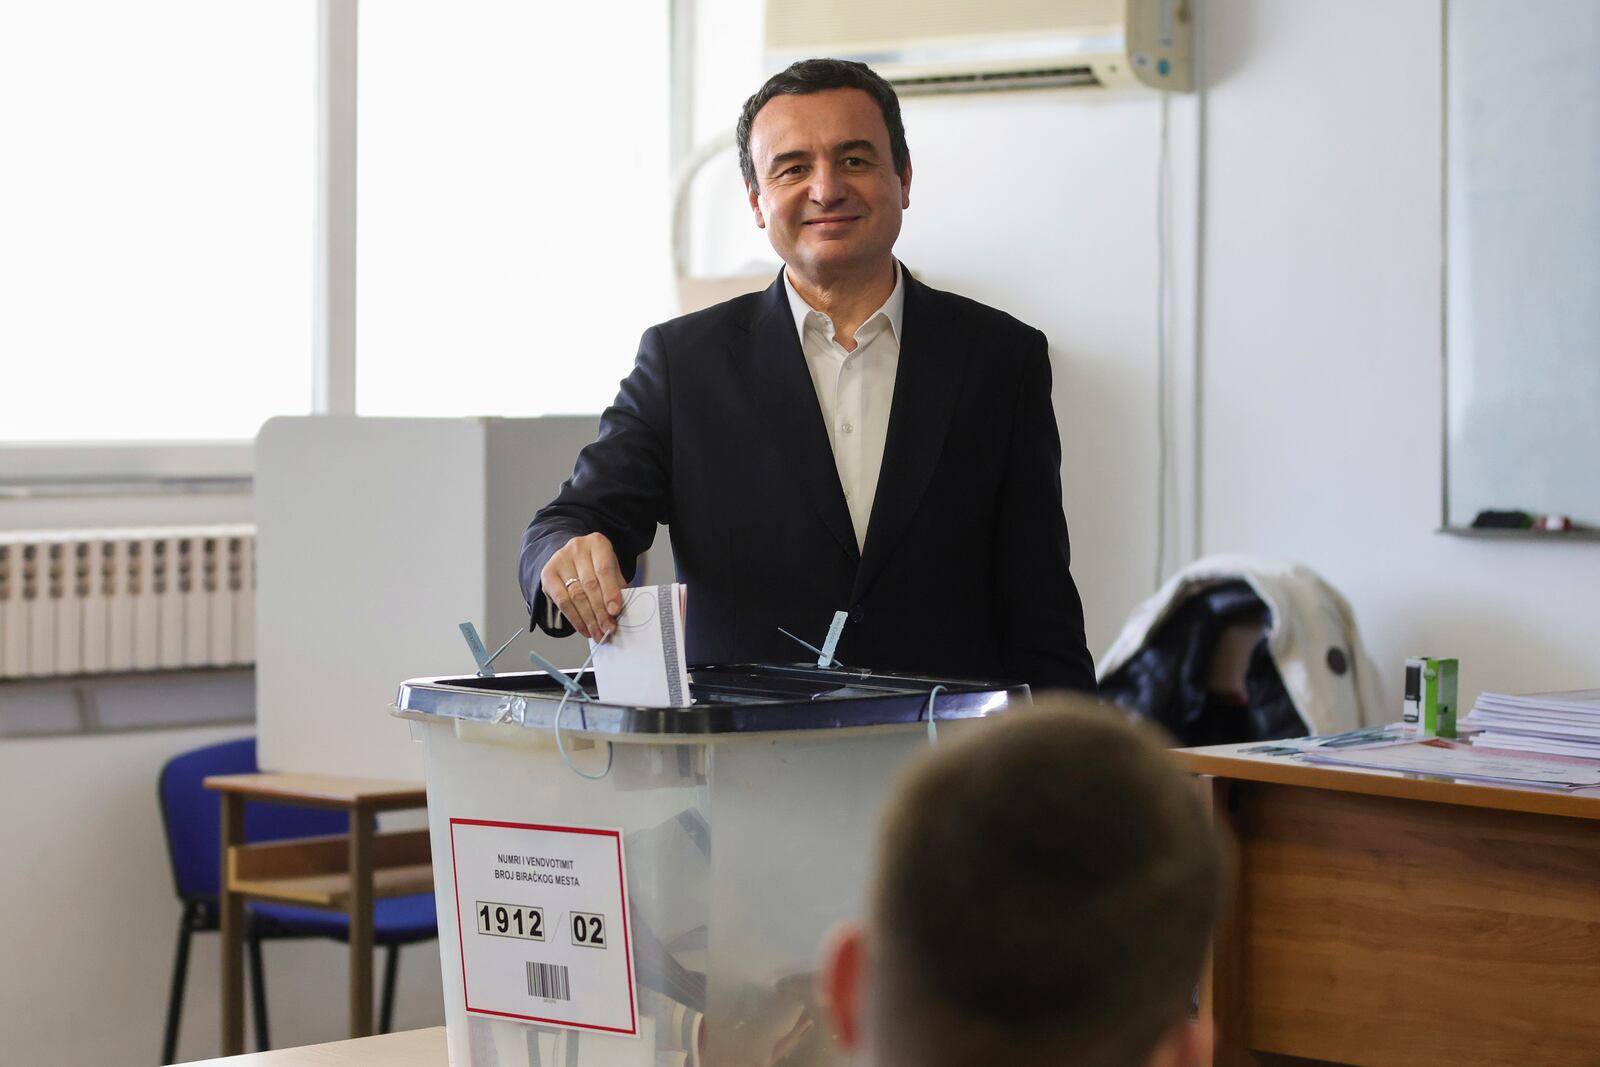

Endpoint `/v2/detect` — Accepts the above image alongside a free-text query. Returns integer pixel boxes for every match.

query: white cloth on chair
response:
[1098,555,1387,736]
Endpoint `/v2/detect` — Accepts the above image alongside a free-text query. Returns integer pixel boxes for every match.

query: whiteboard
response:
[1445,0,1600,528]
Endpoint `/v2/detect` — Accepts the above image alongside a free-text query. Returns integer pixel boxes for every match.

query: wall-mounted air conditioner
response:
[765,0,1192,94]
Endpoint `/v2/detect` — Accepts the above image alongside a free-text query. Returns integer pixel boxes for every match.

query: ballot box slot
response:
[395,664,1026,736]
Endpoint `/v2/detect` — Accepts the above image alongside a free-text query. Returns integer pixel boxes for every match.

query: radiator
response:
[0,525,255,679]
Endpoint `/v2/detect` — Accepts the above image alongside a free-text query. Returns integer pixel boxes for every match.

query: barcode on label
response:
[526,960,571,1001]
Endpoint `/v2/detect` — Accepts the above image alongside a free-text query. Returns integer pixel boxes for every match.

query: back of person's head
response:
[822,697,1227,1067]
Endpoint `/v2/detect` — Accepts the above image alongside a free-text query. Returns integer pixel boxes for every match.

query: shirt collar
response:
[783,262,905,348]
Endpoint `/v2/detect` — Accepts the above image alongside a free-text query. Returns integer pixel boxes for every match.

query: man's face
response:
[746,87,912,283]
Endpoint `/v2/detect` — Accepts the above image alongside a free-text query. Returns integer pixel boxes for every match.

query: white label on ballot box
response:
[449,818,638,1037]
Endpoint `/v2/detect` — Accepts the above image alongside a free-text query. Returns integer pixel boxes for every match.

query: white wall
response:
[1199,0,1599,706]
[0,490,252,535]
[0,724,445,1066]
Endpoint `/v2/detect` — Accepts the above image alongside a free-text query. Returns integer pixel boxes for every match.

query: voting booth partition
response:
[395,666,1025,1067]
[254,415,675,780]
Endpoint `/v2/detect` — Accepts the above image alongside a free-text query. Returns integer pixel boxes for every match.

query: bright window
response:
[0,2,316,444]
[356,2,676,418]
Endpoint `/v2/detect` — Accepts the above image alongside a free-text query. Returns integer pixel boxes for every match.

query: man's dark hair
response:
[869,698,1228,1067]
[736,58,910,190]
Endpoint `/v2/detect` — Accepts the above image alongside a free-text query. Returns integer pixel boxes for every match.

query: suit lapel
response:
[854,272,966,601]
[733,272,861,565]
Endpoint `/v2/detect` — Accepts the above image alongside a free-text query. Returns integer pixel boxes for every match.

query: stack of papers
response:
[1300,738,1600,790]
[1465,689,1600,759]
[589,583,691,707]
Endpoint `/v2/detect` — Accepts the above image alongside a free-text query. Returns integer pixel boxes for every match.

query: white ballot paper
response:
[589,583,690,707]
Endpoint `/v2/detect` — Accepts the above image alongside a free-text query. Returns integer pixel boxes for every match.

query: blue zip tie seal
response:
[777,609,849,669]
[460,622,521,677]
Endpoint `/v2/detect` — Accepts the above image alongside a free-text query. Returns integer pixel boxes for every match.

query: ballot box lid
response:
[393,663,1028,738]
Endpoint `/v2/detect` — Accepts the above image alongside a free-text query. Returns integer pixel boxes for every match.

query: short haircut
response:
[869,698,1227,1067]
[736,57,911,190]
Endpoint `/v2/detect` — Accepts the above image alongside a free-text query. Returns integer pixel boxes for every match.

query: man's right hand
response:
[540,532,625,640]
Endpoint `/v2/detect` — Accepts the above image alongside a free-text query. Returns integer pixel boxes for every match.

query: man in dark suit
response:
[520,58,1095,692]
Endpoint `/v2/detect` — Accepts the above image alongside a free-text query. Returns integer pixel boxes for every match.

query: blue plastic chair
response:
[157,737,436,1063]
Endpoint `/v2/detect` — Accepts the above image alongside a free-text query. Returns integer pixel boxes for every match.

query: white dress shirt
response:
[783,264,905,551]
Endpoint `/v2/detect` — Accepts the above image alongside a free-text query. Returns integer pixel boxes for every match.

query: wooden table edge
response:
[182,1025,446,1065]
[1174,748,1600,821]
[202,772,427,808]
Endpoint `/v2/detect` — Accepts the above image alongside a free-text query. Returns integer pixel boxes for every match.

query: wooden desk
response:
[184,1026,445,1066]
[203,773,432,1057]
[1177,743,1600,1067]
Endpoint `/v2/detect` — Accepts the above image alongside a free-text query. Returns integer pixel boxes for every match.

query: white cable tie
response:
[924,684,947,746]
[555,634,613,780]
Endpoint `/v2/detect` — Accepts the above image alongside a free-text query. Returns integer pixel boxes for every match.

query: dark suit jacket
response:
[519,267,1096,693]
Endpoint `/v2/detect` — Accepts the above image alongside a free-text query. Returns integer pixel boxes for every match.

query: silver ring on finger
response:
[564,576,581,591]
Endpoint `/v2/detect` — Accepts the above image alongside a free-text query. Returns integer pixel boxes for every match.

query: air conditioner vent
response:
[891,66,1102,96]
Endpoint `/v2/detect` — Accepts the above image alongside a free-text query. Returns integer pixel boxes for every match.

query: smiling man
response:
[519,58,1095,692]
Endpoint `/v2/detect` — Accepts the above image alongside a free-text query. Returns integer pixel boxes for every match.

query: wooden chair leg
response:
[161,902,199,1065]
[379,944,401,1034]
[247,929,270,1051]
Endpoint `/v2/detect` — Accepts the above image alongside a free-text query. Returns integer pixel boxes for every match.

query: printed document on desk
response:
[1467,689,1600,758]
[1301,738,1600,790]
[589,583,690,707]
[1473,689,1600,716]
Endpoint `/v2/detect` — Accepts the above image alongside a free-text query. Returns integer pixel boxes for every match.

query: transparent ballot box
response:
[393,664,1027,1067]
